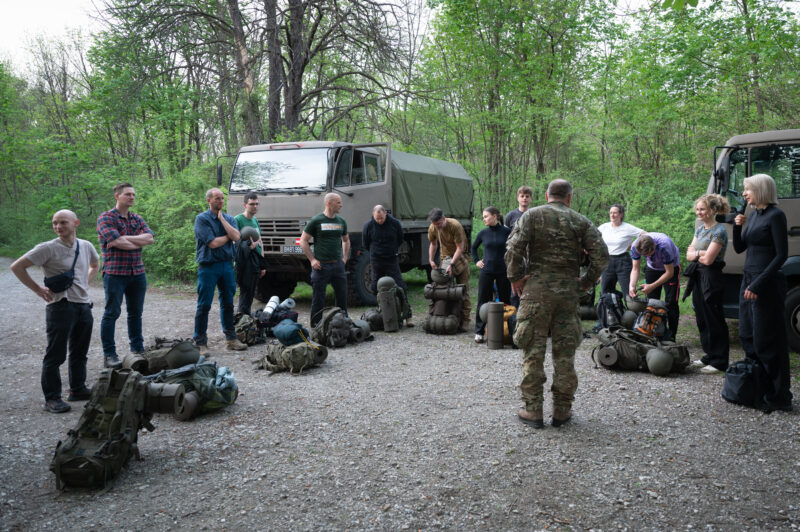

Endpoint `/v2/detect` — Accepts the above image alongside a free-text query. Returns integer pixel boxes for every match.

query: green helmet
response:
[240,225,260,242]
[646,348,673,376]
[478,302,491,324]
[626,294,647,313]
[376,276,397,292]
[621,310,638,330]
[430,268,451,284]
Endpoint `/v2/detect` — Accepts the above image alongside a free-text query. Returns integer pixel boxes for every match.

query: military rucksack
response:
[361,307,384,332]
[422,277,465,335]
[255,339,329,374]
[235,312,267,346]
[144,361,238,417]
[591,328,689,375]
[50,369,184,489]
[311,307,353,347]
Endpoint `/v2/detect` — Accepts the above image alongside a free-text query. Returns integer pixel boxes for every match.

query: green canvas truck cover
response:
[389,150,473,221]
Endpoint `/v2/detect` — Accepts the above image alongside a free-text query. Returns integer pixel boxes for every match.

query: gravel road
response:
[0,257,797,531]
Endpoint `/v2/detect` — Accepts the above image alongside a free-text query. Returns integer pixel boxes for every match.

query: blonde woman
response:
[733,174,792,412]
[686,194,730,374]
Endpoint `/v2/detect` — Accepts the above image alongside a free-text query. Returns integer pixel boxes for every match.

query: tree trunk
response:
[227,0,264,144]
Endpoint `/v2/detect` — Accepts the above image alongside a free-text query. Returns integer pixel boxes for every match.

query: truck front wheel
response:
[785,286,800,353]
[348,252,378,307]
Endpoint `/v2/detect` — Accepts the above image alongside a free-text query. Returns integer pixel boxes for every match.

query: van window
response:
[334,149,353,187]
[365,154,382,183]
[728,148,748,207]
[751,144,800,198]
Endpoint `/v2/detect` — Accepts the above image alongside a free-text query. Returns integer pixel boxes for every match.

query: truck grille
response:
[259,219,305,253]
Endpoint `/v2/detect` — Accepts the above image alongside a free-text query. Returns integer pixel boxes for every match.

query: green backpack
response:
[234,312,267,346]
[255,340,329,374]
[50,369,183,489]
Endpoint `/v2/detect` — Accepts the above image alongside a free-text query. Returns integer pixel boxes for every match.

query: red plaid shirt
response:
[97,208,153,275]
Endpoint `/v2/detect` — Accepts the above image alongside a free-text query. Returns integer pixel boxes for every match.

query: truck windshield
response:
[230,148,329,192]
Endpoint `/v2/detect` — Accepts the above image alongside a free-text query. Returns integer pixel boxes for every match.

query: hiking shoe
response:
[518,408,544,429]
[552,405,572,427]
[700,365,724,375]
[474,334,485,343]
[226,338,248,351]
[405,318,415,328]
[43,399,71,413]
[104,355,122,369]
[196,345,210,357]
[67,388,92,402]
[690,359,706,368]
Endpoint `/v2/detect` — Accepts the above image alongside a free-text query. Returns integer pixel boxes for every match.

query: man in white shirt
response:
[11,210,100,413]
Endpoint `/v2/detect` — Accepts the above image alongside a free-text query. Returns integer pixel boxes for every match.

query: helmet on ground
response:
[430,268,451,284]
[621,310,638,330]
[479,302,491,324]
[377,276,397,292]
[646,348,673,376]
[240,226,260,242]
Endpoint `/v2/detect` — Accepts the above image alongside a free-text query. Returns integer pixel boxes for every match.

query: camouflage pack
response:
[255,340,329,374]
[50,369,184,489]
[592,328,689,374]
[235,312,268,346]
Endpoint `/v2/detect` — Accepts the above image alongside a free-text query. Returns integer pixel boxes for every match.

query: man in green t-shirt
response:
[234,192,266,314]
[300,193,351,326]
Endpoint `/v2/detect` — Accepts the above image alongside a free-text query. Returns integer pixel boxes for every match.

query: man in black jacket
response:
[363,205,412,323]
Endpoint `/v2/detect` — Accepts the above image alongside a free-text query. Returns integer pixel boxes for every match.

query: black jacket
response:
[363,215,403,260]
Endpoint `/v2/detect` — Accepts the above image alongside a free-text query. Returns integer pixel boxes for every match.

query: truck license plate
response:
[283,245,304,254]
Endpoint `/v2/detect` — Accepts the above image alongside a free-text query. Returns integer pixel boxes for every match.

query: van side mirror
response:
[216,164,222,186]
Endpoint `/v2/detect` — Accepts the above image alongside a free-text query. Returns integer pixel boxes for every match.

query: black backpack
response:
[596,290,626,328]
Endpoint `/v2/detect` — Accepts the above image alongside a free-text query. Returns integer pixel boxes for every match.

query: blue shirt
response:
[631,232,679,271]
[195,209,237,264]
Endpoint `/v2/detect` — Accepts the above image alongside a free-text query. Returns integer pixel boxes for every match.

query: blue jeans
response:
[310,260,348,327]
[101,273,147,357]
[44,299,93,400]
[194,261,237,346]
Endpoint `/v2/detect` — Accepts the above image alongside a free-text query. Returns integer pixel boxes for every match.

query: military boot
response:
[517,405,544,429]
[552,405,572,427]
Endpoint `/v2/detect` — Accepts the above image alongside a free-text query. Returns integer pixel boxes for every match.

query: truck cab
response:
[708,129,800,351]
[221,141,474,306]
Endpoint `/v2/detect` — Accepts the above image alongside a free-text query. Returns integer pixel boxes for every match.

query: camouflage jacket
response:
[505,201,608,300]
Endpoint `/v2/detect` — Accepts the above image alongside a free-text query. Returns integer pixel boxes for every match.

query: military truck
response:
[219,141,474,306]
[708,129,800,351]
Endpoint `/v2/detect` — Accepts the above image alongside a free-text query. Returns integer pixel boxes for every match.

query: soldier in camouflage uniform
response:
[505,180,608,428]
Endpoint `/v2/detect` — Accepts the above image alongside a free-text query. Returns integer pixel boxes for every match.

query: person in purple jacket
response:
[629,233,681,341]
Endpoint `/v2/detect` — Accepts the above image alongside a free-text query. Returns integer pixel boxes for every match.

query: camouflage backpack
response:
[255,339,329,374]
[235,312,267,346]
[311,307,353,347]
[145,361,238,417]
[50,369,184,489]
[592,328,689,374]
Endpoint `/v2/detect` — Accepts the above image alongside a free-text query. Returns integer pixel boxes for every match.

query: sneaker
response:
[67,388,92,402]
[474,334,485,343]
[226,338,248,351]
[700,365,725,375]
[43,399,71,413]
[104,355,122,369]
[690,359,706,368]
[196,345,210,357]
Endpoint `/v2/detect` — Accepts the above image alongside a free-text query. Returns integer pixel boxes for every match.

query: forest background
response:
[1,0,798,283]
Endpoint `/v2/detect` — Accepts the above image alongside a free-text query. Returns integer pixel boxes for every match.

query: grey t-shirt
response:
[24,238,99,304]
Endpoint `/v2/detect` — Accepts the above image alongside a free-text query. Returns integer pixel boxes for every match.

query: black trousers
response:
[44,299,93,400]
[601,254,633,295]
[645,265,680,341]
[693,266,729,370]
[475,271,511,334]
[237,272,260,315]
[739,271,793,409]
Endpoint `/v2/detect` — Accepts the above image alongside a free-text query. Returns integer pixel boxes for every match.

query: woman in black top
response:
[733,174,793,412]
[470,206,511,343]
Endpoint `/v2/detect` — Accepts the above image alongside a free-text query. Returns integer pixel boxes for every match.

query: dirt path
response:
[0,257,797,530]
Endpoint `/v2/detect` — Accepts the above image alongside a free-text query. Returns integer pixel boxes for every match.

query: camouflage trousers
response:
[513,297,582,411]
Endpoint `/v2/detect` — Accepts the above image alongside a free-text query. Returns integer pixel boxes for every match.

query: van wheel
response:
[257,275,297,303]
[348,253,378,306]
[786,286,800,353]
